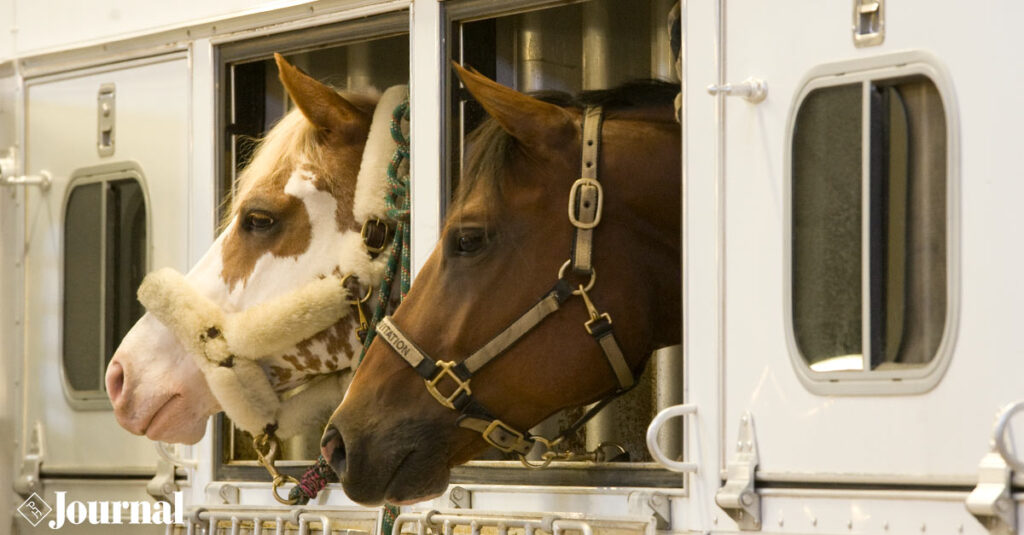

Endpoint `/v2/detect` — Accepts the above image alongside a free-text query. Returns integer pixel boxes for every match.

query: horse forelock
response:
[209,90,377,387]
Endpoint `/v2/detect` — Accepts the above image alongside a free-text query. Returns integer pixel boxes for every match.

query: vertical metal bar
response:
[714,0,727,472]
[679,0,690,501]
[867,83,888,370]
[650,0,676,79]
[653,345,683,459]
[346,41,373,92]
[409,0,446,278]
[98,180,108,386]
[518,7,581,93]
[861,80,872,374]
[230,515,240,535]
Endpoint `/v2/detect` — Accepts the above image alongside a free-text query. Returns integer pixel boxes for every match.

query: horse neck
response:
[603,114,682,347]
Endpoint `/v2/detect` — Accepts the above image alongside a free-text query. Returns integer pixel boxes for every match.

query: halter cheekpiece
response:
[376,106,636,466]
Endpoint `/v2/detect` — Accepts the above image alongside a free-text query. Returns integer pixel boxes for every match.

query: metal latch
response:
[967,400,1024,534]
[97,83,116,157]
[14,422,45,497]
[715,411,760,531]
[706,78,768,104]
[1,147,51,191]
[853,0,885,47]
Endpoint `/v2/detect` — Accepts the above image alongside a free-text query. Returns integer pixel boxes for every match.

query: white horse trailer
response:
[1,0,1022,534]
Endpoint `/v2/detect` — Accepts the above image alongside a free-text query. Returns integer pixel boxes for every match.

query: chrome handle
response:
[1,148,51,191]
[646,403,698,473]
[993,400,1024,473]
[707,77,768,103]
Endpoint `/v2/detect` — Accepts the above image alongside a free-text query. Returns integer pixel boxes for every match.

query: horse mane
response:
[222,91,377,231]
[456,80,679,213]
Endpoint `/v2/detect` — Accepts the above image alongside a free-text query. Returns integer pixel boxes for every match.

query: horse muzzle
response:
[321,413,452,506]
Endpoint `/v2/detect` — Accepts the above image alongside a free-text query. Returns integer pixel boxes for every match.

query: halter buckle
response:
[568,178,603,229]
[361,218,393,254]
[425,361,471,410]
[482,419,527,454]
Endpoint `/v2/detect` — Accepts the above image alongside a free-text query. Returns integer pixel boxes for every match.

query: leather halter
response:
[376,106,635,459]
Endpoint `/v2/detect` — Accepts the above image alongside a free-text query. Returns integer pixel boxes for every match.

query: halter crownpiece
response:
[376,106,636,465]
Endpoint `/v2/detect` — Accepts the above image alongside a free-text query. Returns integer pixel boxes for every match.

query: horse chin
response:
[141,395,212,445]
[335,416,454,506]
[341,445,452,506]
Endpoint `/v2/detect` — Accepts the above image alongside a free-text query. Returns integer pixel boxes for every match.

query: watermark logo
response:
[17,493,52,527]
[17,491,183,529]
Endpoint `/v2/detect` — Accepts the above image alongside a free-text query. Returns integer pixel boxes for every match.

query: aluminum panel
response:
[21,55,190,473]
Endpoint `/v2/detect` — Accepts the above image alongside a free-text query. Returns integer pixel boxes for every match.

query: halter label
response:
[378,320,413,361]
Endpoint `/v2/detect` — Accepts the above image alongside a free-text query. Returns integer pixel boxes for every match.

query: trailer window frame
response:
[784,51,960,395]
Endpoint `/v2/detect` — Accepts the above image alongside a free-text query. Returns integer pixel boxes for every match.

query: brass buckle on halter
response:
[361,218,393,254]
[425,361,471,410]
[482,419,526,453]
[567,178,603,229]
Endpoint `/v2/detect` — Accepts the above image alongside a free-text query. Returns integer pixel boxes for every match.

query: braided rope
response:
[289,98,411,532]
[359,99,411,365]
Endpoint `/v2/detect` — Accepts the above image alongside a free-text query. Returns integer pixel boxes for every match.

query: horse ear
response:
[453,62,576,149]
[275,53,367,137]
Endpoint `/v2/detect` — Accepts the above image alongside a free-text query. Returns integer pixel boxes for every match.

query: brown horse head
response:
[106,54,376,444]
[323,65,680,505]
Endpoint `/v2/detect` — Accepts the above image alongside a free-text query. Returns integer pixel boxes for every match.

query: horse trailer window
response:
[448,0,683,488]
[63,170,148,407]
[787,55,957,394]
[214,19,410,477]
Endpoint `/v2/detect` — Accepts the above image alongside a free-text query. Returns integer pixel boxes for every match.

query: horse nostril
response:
[320,425,346,474]
[106,360,125,404]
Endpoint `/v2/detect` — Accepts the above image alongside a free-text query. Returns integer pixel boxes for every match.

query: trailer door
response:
[17,55,190,482]
[715,2,1021,489]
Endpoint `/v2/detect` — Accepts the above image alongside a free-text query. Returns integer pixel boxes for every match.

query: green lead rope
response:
[288,99,410,535]
[360,98,411,365]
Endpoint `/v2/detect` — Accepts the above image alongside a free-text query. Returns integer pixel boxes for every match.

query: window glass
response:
[63,183,105,391]
[63,176,147,400]
[791,84,863,370]
[791,73,948,378]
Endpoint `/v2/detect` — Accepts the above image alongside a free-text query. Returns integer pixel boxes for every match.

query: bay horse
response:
[106,54,388,444]
[323,65,681,505]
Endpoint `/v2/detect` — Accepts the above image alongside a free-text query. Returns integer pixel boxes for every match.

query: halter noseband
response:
[376,106,636,462]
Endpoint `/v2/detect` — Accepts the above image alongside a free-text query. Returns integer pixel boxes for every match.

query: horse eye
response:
[244,211,276,232]
[454,230,486,255]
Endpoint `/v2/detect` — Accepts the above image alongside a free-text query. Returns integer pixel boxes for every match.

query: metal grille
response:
[167,506,381,535]
[394,510,653,535]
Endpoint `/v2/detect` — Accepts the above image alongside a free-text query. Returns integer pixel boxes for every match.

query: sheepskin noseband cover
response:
[137,268,349,436]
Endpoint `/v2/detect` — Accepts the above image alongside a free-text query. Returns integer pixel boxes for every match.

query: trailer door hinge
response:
[967,400,1024,534]
[967,452,1016,535]
[14,422,45,497]
[715,411,760,531]
[627,491,671,530]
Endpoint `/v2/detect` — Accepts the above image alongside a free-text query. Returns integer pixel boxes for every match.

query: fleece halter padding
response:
[137,268,350,437]
[135,85,411,439]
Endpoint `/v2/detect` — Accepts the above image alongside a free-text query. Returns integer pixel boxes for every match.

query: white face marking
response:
[108,167,361,443]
